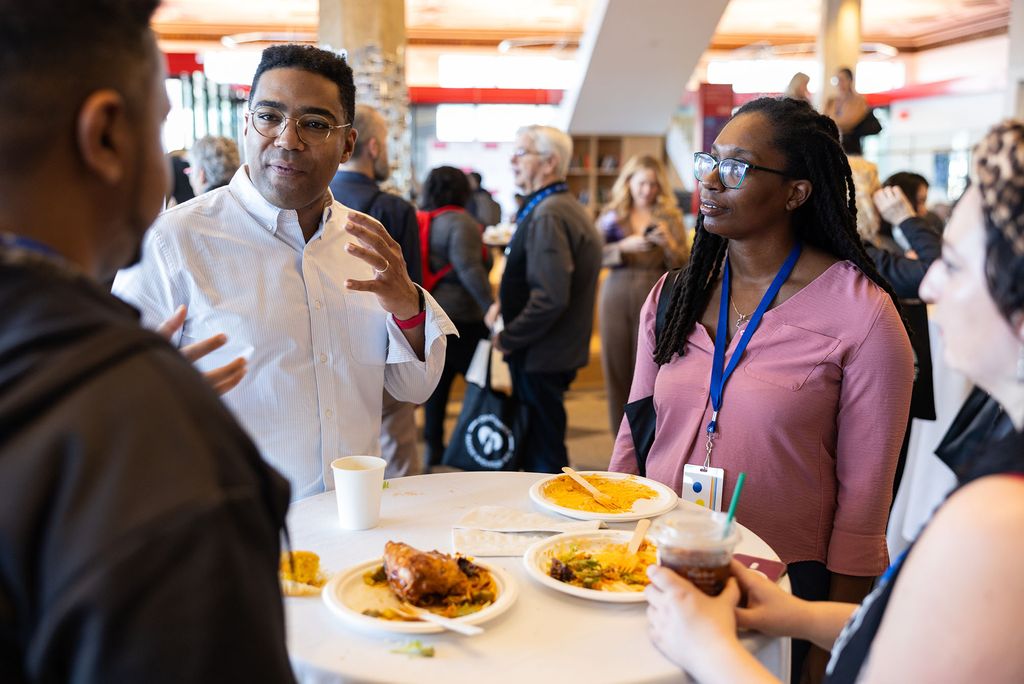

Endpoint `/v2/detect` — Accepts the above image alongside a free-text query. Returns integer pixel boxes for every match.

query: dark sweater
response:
[866,216,941,299]
[865,216,942,420]
[0,250,294,683]
[499,188,602,373]
[330,170,422,285]
[428,209,493,322]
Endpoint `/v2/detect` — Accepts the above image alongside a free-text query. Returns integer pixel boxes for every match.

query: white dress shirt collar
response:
[228,166,336,248]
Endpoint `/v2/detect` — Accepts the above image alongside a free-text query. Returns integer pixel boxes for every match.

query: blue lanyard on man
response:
[704,242,803,467]
[514,182,568,224]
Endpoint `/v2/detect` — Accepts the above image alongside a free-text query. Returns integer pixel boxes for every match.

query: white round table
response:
[286,471,790,684]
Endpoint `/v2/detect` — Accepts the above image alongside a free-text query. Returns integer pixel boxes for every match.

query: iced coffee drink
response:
[650,508,740,596]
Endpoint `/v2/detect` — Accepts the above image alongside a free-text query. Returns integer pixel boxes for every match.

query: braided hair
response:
[653,96,903,365]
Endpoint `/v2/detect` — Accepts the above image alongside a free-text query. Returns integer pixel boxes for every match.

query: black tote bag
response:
[442,354,528,471]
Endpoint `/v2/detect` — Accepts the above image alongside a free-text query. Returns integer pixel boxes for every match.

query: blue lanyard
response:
[0,233,59,258]
[515,182,568,224]
[704,242,802,464]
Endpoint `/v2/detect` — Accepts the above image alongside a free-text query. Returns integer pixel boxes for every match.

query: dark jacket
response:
[330,170,422,285]
[936,386,1015,480]
[499,187,602,373]
[825,426,1024,684]
[865,216,942,421]
[428,209,493,322]
[867,217,941,298]
[466,188,502,227]
[0,251,294,683]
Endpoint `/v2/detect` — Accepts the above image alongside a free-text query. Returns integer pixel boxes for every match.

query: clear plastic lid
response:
[650,507,741,551]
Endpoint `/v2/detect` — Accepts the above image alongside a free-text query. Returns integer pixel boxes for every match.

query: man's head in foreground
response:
[0,0,168,280]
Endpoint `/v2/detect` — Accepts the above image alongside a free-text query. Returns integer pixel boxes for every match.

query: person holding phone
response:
[597,155,689,432]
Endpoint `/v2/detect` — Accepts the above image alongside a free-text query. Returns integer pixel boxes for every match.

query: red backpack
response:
[416,206,487,292]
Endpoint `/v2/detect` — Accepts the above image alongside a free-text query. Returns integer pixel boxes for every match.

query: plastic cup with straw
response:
[722,471,746,539]
[650,472,746,595]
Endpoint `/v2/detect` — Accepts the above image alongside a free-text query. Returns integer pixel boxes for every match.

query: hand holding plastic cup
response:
[331,456,387,530]
[650,508,741,596]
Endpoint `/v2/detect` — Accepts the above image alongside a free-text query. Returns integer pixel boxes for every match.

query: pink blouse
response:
[609,262,914,576]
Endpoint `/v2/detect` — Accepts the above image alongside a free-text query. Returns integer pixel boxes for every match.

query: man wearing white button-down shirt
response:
[113,44,455,500]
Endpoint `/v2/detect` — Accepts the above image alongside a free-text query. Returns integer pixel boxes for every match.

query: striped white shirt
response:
[113,167,455,500]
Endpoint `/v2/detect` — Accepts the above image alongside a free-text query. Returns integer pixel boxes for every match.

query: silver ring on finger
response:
[374,260,390,276]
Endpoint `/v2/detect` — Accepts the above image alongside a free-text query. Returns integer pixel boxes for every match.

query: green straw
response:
[723,472,746,538]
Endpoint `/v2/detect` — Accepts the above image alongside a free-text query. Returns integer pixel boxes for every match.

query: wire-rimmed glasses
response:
[248,106,351,146]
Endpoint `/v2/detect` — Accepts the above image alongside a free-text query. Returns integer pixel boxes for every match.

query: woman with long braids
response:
[608,97,914,679]
[642,119,1024,684]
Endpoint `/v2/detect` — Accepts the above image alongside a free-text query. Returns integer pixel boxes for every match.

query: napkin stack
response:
[452,506,603,556]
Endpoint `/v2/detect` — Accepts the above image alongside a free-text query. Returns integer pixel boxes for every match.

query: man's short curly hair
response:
[249,44,356,127]
[0,0,160,175]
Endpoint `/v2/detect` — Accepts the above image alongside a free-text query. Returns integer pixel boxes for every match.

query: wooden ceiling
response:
[152,0,1010,52]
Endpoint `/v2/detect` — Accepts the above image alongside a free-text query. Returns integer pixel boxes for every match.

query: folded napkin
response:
[452,506,603,556]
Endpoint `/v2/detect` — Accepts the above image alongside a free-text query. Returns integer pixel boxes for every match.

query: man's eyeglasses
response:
[693,152,788,189]
[248,106,351,146]
[511,148,545,160]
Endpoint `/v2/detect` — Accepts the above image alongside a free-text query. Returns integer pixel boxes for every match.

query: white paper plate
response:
[321,558,517,635]
[528,471,678,521]
[523,530,654,603]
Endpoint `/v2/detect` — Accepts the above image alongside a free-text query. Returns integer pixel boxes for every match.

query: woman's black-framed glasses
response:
[693,151,788,189]
[248,106,351,146]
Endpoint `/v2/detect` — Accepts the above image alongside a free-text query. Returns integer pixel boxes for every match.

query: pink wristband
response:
[393,309,426,329]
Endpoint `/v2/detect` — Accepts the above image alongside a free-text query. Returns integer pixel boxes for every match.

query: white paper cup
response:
[331,456,387,530]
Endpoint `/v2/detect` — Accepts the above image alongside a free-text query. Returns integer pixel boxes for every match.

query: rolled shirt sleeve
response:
[383,286,458,404]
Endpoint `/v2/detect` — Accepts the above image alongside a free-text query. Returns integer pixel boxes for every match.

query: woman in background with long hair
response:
[597,155,688,432]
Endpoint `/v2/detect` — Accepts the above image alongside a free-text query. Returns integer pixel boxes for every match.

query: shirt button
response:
[315,300,323,310]
[325,409,334,419]
[320,353,328,363]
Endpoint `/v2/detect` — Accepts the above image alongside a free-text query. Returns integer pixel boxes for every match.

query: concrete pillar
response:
[319,0,412,196]
[817,0,861,109]
[1006,0,1024,117]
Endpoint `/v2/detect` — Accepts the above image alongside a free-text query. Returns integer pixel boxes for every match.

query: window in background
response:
[163,79,190,152]
[705,59,905,94]
[435,104,560,143]
[437,54,576,89]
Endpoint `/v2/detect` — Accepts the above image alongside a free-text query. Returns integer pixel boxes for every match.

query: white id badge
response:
[682,464,725,512]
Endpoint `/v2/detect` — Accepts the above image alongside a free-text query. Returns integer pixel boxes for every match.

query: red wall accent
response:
[165,52,203,75]
[408,87,564,105]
